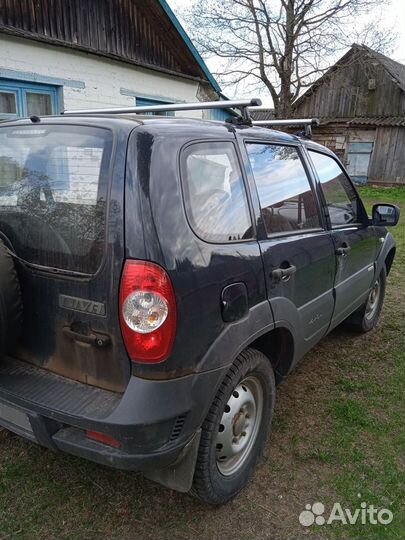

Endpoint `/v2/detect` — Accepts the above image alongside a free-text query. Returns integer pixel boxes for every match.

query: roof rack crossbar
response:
[62,98,262,116]
[251,118,320,138]
[251,118,320,127]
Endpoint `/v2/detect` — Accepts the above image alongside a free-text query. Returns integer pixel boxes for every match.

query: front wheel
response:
[345,266,386,333]
[191,348,275,505]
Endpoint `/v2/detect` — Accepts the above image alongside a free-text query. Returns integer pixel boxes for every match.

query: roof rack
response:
[251,118,320,138]
[62,98,262,122]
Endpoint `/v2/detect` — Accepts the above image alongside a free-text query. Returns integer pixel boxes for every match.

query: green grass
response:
[358,185,405,204]
[0,186,404,540]
[312,186,405,539]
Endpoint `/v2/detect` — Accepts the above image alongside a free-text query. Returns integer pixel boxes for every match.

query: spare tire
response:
[0,240,23,359]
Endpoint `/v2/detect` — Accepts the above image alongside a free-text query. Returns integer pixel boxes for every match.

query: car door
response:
[307,149,378,327]
[243,140,336,353]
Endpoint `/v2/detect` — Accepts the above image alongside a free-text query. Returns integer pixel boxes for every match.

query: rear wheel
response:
[0,240,22,359]
[191,348,275,505]
[345,266,386,333]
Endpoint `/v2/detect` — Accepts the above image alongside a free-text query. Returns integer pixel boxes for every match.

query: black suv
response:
[0,106,399,504]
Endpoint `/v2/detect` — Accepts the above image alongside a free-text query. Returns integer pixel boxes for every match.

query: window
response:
[181,142,253,243]
[0,125,112,273]
[26,92,53,116]
[135,97,175,117]
[0,91,17,118]
[205,108,233,121]
[309,151,359,226]
[346,142,374,184]
[246,143,320,235]
[0,80,58,120]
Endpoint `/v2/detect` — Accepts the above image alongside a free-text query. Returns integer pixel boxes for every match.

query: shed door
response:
[346,142,373,184]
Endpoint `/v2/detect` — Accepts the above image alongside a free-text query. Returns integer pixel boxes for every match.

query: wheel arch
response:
[376,232,396,278]
[247,326,295,383]
[385,247,396,276]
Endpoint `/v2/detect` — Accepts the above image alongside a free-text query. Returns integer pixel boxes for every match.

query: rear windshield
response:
[0,125,113,273]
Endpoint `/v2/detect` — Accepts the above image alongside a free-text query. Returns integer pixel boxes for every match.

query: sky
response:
[168,0,405,105]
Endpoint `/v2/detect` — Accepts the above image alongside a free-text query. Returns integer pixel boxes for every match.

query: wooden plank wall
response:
[294,54,405,118]
[368,127,405,184]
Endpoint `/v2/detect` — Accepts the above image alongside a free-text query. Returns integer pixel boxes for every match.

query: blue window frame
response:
[206,108,233,121]
[135,96,175,116]
[0,79,59,120]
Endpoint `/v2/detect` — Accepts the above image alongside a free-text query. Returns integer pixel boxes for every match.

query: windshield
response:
[0,124,113,273]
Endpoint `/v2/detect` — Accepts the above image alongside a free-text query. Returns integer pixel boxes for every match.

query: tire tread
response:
[191,348,275,504]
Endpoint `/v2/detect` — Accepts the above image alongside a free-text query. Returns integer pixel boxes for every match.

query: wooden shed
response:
[293,44,405,185]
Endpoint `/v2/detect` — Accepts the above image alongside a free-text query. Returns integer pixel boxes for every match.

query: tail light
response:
[119,260,177,363]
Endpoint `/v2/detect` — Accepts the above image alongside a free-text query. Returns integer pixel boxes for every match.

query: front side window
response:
[181,142,253,243]
[309,151,359,226]
[246,143,321,235]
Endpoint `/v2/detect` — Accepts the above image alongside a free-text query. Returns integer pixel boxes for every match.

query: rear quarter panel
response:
[125,124,273,379]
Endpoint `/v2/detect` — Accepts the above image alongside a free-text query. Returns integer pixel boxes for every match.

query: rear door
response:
[307,149,378,327]
[243,140,336,352]
[0,122,130,391]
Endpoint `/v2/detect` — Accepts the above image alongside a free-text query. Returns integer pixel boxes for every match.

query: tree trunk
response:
[276,79,294,118]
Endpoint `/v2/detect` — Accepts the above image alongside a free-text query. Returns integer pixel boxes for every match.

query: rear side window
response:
[181,142,253,243]
[309,151,359,226]
[0,125,113,273]
[246,143,321,234]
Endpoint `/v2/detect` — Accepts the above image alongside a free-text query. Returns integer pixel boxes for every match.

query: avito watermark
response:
[299,500,393,527]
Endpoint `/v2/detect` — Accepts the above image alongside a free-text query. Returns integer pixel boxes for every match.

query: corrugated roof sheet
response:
[318,117,405,127]
[250,108,275,121]
[348,117,405,126]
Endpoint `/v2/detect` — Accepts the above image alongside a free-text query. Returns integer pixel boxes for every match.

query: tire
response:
[0,240,22,358]
[345,266,386,333]
[191,348,276,505]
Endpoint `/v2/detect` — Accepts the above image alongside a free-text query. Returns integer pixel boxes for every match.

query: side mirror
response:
[372,203,400,227]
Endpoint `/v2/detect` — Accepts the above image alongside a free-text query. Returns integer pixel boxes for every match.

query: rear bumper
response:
[0,357,227,471]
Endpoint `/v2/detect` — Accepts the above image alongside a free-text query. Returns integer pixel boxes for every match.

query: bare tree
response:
[184,0,396,117]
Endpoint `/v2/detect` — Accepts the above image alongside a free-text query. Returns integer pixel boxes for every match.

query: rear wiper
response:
[0,231,90,279]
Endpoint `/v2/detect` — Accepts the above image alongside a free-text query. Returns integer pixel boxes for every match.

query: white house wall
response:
[0,34,202,116]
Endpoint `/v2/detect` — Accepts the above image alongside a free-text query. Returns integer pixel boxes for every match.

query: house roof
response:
[294,44,405,108]
[347,116,405,127]
[0,0,221,93]
[315,117,405,127]
[250,108,275,121]
[158,0,220,92]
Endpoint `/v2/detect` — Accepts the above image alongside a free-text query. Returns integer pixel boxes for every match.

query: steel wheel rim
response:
[215,375,264,476]
[365,279,381,321]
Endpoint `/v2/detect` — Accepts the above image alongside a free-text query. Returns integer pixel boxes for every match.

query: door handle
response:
[63,326,111,348]
[336,244,351,256]
[271,265,297,282]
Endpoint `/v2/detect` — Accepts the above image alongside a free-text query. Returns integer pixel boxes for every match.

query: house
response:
[292,44,405,185]
[0,0,224,120]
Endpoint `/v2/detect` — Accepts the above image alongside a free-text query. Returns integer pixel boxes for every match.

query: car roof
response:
[1,114,334,149]
[0,114,301,142]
